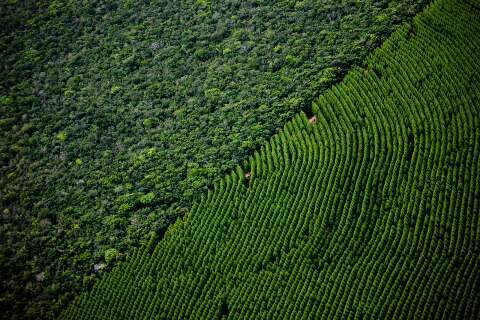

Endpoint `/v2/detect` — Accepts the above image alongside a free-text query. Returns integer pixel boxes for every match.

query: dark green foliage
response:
[60,0,480,318]
[0,0,427,318]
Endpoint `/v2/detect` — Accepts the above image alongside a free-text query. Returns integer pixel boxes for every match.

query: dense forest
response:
[61,0,480,318]
[1,0,428,318]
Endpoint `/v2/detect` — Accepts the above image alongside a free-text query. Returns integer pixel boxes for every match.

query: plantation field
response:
[0,1,428,318]
[60,0,480,318]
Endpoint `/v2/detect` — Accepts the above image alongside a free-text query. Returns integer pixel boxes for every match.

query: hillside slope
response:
[61,0,480,319]
[60,0,480,318]
[0,1,428,317]
[61,0,480,318]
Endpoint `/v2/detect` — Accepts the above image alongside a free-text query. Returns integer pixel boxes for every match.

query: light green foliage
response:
[118,202,133,214]
[104,248,119,264]
[142,118,153,128]
[204,87,224,104]
[376,13,389,23]
[61,1,480,318]
[285,54,301,66]
[139,192,156,204]
[110,85,121,94]
[319,67,339,85]
[56,131,67,142]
